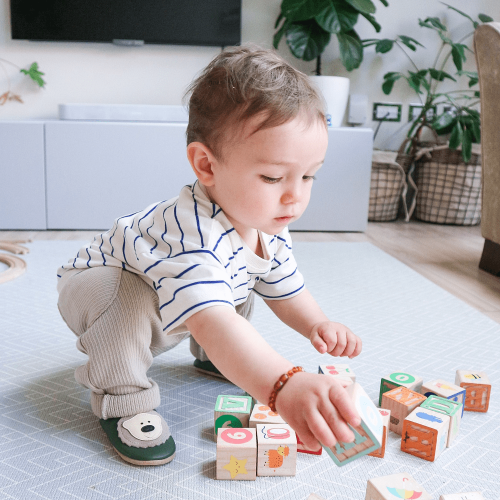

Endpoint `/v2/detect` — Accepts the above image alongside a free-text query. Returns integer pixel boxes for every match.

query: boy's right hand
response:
[274,372,361,450]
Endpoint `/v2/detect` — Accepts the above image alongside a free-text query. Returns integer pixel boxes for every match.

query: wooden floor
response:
[1,220,499,324]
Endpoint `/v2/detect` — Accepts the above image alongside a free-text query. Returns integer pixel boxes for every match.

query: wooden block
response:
[379,372,423,406]
[256,423,297,476]
[455,370,491,413]
[420,379,466,417]
[214,395,253,435]
[439,493,484,500]
[216,428,257,480]
[368,409,390,458]
[381,386,426,435]
[420,395,462,447]
[324,383,383,466]
[297,433,322,455]
[319,364,356,382]
[365,472,432,500]
[249,402,286,427]
[401,407,450,462]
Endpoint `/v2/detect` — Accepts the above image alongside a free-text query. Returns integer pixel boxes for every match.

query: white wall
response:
[0,0,497,150]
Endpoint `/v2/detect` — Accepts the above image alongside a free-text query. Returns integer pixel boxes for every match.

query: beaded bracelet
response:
[268,366,304,413]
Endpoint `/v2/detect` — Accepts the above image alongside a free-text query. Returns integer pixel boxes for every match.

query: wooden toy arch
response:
[0,241,29,284]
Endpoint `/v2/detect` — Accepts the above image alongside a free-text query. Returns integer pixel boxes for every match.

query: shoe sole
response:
[194,365,228,380]
[115,449,176,466]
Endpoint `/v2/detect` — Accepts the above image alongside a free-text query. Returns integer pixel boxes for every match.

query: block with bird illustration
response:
[216,428,257,480]
[256,423,297,476]
[455,370,491,413]
[365,472,432,500]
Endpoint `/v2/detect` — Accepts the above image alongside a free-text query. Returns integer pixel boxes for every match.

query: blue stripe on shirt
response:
[163,299,233,330]
[191,183,204,248]
[253,283,304,299]
[213,228,235,252]
[260,267,297,285]
[276,235,292,250]
[174,204,185,252]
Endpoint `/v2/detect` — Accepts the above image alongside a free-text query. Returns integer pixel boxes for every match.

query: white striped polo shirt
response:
[57,181,304,335]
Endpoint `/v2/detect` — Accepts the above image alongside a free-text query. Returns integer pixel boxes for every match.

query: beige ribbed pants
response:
[57,266,254,420]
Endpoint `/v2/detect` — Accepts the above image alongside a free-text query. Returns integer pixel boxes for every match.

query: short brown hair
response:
[184,44,326,159]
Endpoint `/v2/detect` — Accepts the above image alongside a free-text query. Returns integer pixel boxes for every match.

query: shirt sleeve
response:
[252,229,304,300]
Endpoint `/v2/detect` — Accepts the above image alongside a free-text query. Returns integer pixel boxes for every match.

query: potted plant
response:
[0,60,45,105]
[364,3,493,225]
[273,0,389,127]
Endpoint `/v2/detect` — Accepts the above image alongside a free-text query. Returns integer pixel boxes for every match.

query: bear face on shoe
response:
[117,410,171,449]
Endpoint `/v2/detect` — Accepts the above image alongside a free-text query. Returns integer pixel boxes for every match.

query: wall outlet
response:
[372,102,402,122]
[409,104,436,121]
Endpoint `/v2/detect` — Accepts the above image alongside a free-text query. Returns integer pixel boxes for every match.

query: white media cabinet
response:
[0,120,373,231]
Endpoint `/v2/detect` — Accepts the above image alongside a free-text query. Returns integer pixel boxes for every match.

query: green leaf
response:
[451,45,463,71]
[336,3,359,31]
[344,0,376,15]
[420,17,447,31]
[398,35,424,51]
[285,20,331,61]
[461,127,472,162]
[275,12,284,29]
[438,30,453,44]
[360,12,381,32]
[382,79,396,94]
[273,18,289,48]
[315,2,341,33]
[442,3,478,29]
[20,62,45,88]
[470,120,481,143]
[408,74,423,94]
[449,121,463,149]
[468,77,479,87]
[281,0,327,22]
[433,111,455,132]
[337,30,363,71]
[375,39,394,53]
[474,91,480,98]
[361,38,379,47]
[429,68,457,82]
[479,13,494,23]
[378,0,389,6]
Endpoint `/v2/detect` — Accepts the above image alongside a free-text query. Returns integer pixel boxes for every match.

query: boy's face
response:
[206,113,328,239]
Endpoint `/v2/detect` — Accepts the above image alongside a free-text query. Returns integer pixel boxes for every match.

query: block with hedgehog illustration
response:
[297,433,322,455]
[319,364,356,382]
[420,379,466,417]
[381,386,426,435]
[365,472,432,500]
[379,372,423,406]
[249,402,286,428]
[368,409,391,458]
[401,407,450,462]
[439,493,484,500]
[455,371,491,413]
[214,395,253,436]
[256,423,297,476]
[420,395,462,447]
[216,428,257,480]
[324,382,383,466]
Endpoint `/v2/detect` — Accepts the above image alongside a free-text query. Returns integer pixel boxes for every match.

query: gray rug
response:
[0,240,498,500]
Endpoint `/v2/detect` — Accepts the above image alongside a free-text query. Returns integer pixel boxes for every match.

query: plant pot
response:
[309,76,350,128]
[413,144,482,225]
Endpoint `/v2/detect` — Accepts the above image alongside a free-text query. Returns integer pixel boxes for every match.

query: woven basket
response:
[413,144,482,225]
[369,151,407,222]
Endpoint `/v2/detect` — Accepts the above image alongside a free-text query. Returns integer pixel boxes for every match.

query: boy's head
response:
[184,44,326,160]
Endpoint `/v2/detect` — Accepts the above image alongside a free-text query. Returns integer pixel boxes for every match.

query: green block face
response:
[379,378,399,406]
[421,395,462,417]
[215,395,252,413]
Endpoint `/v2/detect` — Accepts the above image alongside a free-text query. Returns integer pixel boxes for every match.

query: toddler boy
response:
[57,44,362,466]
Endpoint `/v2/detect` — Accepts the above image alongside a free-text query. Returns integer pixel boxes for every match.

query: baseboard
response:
[479,238,500,277]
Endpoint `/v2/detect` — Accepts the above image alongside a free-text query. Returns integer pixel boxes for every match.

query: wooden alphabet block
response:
[297,434,322,455]
[365,472,432,500]
[379,372,423,406]
[420,395,462,447]
[420,379,466,417]
[319,364,356,382]
[214,395,253,435]
[368,409,390,458]
[439,493,484,500]
[249,402,286,427]
[256,423,297,476]
[216,428,257,480]
[381,386,426,435]
[455,371,491,413]
[401,407,450,462]
[324,383,383,466]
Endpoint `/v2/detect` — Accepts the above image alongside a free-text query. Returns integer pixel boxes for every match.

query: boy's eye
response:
[261,175,281,183]
[303,175,316,181]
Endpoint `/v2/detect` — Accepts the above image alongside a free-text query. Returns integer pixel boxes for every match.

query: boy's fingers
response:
[329,384,361,428]
[341,333,357,358]
[296,426,322,451]
[306,409,338,449]
[310,332,327,353]
[329,331,346,356]
[318,404,355,445]
[349,337,363,358]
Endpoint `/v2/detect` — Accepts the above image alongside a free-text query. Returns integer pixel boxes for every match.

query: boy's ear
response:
[186,142,217,187]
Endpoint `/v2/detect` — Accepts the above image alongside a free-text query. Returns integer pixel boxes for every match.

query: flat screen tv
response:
[10,0,241,47]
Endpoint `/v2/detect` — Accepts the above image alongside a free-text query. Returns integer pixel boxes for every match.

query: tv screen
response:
[10,0,241,47]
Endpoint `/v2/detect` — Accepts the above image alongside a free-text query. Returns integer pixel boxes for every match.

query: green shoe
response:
[100,410,175,466]
[193,358,227,379]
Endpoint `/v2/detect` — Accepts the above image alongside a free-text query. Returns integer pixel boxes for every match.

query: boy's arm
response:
[264,288,362,358]
[185,305,360,449]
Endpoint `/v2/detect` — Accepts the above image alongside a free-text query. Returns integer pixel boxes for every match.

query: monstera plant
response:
[273,0,389,74]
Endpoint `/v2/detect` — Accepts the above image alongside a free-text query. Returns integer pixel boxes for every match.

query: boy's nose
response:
[281,185,300,204]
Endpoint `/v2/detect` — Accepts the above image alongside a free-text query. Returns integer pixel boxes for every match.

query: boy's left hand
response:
[309,321,362,358]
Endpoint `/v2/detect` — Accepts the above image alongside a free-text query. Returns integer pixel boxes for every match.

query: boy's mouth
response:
[275,216,293,223]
